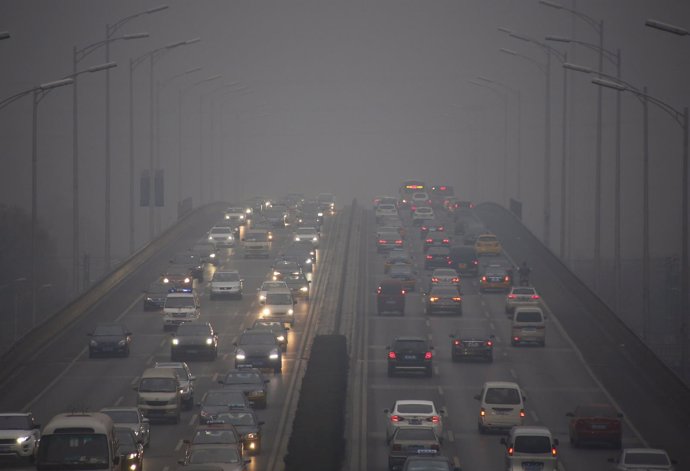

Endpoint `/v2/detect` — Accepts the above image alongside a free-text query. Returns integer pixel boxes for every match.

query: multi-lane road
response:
[1,200,690,471]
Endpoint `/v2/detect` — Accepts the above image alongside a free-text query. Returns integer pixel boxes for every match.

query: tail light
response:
[551,447,557,457]
[473,260,479,265]
[390,415,400,422]
[431,415,440,423]
[411,205,417,211]
[481,276,487,282]
[388,351,397,360]
[519,409,526,418]
[421,226,428,231]
[401,289,406,295]
[378,239,386,244]
[447,260,452,265]
[486,340,493,347]
[424,351,433,360]
[514,336,520,342]
[452,297,462,302]
[452,278,459,283]
[508,294,516,299]
[453,340,461,346]
[431,277,439,283]
[429,297,439,302]
[504,276,510,282]
[480,407,486,417]
[395,240,403,245]
[443,239,449,244]
[391,444,402,451]
[426,238,433,243]
[531,295,540,299]
[377,287,382,294]
[508,447,514,456]
[438,226,445,231]
[426,255,432,260]
[427,200,432,205]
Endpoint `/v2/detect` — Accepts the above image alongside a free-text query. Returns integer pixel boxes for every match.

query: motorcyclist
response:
[518,261,531,286]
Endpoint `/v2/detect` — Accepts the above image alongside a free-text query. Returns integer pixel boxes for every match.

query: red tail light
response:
[377,287,382,294]
[426,238,433,243]
[431,415,440,423]
[486,340,493,347]
[453,340,461,346]
[504,276,510,282]
[401,290,406,295]
[443,239,449,244]
[473,260,479,265]
[388,351,396,359]
[438,226,444,231]
[378,239,385,244]
[481,276,487,282]
[514,336,520,342]
[508,294,516,299]
[452,297,462,302]
[395,240,403,245]
[551,447,557,456]
[421,226,428,231]
[508,447,514,456]
[390,415,400,422]
[519,409,526,418]
[531,295,540,299]
[431,277,439,283]
[447,259,452,265]
[452,278,459,283]
[424,351,433,360]
[426,255,432,260]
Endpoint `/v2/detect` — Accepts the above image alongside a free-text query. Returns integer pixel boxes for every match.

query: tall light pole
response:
[104,4,168,271]
[0,31,10,41]
[72,33,148,293]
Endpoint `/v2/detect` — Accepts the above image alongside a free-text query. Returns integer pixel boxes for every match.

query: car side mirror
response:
[285,327,290,331]
[142,418,149,424]
[383,408,390,414]
[190,375,196,381]
[308,280,311,283]
[293,300,298,305]
[258,421,265,426]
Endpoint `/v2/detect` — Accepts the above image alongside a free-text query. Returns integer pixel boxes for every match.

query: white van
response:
[501,426,559,471]
[135,367,182,423]
[260,288,296,326]
[36,412,120,471]
[475,381,526,433]
[163,292,200,330]
[511,307,546,346]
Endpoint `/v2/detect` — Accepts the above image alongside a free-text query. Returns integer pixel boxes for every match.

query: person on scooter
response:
[518,261,531,286]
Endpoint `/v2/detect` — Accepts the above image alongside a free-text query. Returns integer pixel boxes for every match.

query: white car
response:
[208,226,236,247]
[411,191,431,207]
[430,268,460,288]
[209,270,243,300]
[475,381,526,433]
[501,426,559,471]
[411,206,435,225]
[294,227,319,248]
[375,203,398,221]
[162,292,200,330]
[0,413,41,462]
[257,281,289,304]
[609,448,676,471]
[261,289,296,325]
[223,206,247,224]
[383,400,445,444]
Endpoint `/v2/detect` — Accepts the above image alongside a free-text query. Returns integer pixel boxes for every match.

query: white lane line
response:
[114,396,124,406]
[159,337,167,348]
[489,322,496,330]
[425,319,431,327]
[212,372,218,383]
[483,311,490,318]
[427,333,433,341]
[174,439,184,452]
[530,410,539,422]
[146,355,154,365]
[434,366,439,376]
[163,467,170,471]
[509,368,517,379]
[453,457,461,469]
[495,336,502,344]
[130,376,140,386]
[188,414,197,426]
[438,386,444,396]
[447,430,455,443]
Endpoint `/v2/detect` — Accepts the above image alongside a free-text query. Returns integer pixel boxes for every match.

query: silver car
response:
[100,407,150,447]
[155,361,196,409]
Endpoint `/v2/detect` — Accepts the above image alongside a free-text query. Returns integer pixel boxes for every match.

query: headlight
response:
[163,277,170,283]
[269,349,280,360]
[127,452,138,460]
[90,340,97,347]
[300,286,308,292]
[240,215,245,220]
[227,235,233,240]
[208,236,213,240]
[246,208,252,214]
[206,338,213,345]
[259,294,266,301]
[318,212,323,217]
[16,436,30,445]
[287,308,294,315]
[172,338,179,345]
[184,277,191,283]
[210,253,216,258]
[276,335,285,342]
[262,308,270,315]
[312,237,318,241]
[294,236,300,241]
[118,339,126,346]
[225,215,230,219]
[246,433,258,440]
[305,258,312,264]
[236,350,246,360]
[273,271,280,276]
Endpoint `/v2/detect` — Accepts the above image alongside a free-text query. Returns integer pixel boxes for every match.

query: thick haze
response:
[1,0,688,278]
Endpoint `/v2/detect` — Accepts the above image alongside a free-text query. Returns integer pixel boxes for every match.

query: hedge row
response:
[284,334,349,471]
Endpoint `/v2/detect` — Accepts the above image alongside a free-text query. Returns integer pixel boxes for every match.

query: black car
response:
[197,389,251,424]
[114,427,144,471]
[424,247,452,270]
[88,323,132,358]
[387,337,433,377]
[171,322,218,361]
[448,246,479,276]
[423,232,451,252]
[191,240,218,266]
[234,331,282,373]
[271,261,303,281]
[219,368,270,409]
[214,408,264,455]
[170,252,204,281]
[251,320,289,351]
[143,281,172,311]
[425,285,462,315]
[284,271,310,299]
[419,223,445,239]
[402,455,460,471]
[450,329,495,362]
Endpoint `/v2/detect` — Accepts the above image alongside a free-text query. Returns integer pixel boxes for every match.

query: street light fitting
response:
[203,74,222,82]
[184,37,201,45]
[539,0,563,9]
[477,76,494,83]
[563,62,593,73]
[87,61,118,73]
[39,78,74,90]
[166,40,187,49]
[123,32,150,40]
[185,66,203,74]
[0,31,10,40]
[591,77,627,91]
[497,27,513,34]
[545,35,571,43]
[146,5,169,14]
[645,19,688,36]
[499,48,518,56]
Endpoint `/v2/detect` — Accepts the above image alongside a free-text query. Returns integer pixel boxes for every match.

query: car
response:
[272,260,303,281]
[100,407,150,447]
[429,268,460,289]
[423,232,451,252]
[282,243,316,272]
[87,323,132,358]
[419,223,445,239]
[0,413,41,462]
[479,264,512,292]
[143,280,173,311]
[260,289,296,326]
[283,271,311,299]
[293,227,320,247]
[377,279,406,316]
[388,263,417,292]
[511,307,546,347]
[170,252,205,281]
[383,400,445,444]
[410,192,432,208]
[184,422,243,460]
[430,185,454,208]
[608,448,677,471]
[424,285,462,316]
[377,231,404,253]
[257,281,289,304]
[242,229,271,258]
[234,330,283,373]
[209,270,244,300]
[462,221,486,244]
[219,368,270,409]
[191,240,218,266]
[163,292,201,330]
[384,250,413,274]
[376,203,399,222]
[171,322,219,360]
[452,219,467,236]
[474,233,502,256]
[380,217,407,239]
[378,225,406,242]
[424,247,452,270]
[178,443,248,469]
[500,426,559,471]
[566,403,623,448]
[387,337,433,377]
[114,426,144,471]
[402,455,460,471]
[450,329,494,362]
[387,426,441,471]
[197,389,251,424]
[474,381,526,433]
[317,192,336,215]
[214,408,264,455]
[208,225,236,247]
[154,361,196,409]
[162,264,194,292]
[262,208,287,227]
[411,206,435,226]
[250,320,289,351]
[448,246,479,276]
[224,206,248,225]
[505,286,542,315]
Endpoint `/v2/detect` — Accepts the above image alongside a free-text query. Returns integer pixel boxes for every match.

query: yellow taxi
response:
[474,233,502,256]
[479,265,512,292]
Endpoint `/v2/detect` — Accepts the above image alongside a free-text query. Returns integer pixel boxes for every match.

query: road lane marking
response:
[188,414,197,426]
[447,430,455,442]
[427,333,433,341]
[489,322,495,330]
[438,386,444,395]
[434,366,439,375]
[509,368,517,379]
[159,337,167,347]
[530,410,539,422]
[212,372,218,383]
[146,355,154,365]
[453,457,461,468]
[114,396,123,406]
[174,439,184,451]
[130,376,139,386]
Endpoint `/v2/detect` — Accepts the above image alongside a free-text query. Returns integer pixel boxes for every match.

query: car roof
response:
[510,426,552,437]
[484,381,520,389]
[395,400,435,407]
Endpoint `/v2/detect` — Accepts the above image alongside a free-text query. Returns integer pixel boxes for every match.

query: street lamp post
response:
[0,31,10,41]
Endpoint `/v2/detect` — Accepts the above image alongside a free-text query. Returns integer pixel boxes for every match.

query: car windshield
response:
[147,283,169,294]
[296,229,315,235]
[240,333,277,345]
[246,232,268,241]
[189,447,240,464]
[211,227,232,234]
[205,390,244,406]
[37,434,108,465]
[216,412,256,426]
[0,415,31,429]
[213,272,240,282]
[138,378,177,392]
[515,311,543,323]
[378,283,402,295]
[390,266,412,275]
[405,460,449,471]
[165,296,195,308]
[397,404,433,414]
[379,204,395,210]
[114,429,136,448]
[254,321,283,330]
[193,429,238,445]
[101,410,138,424]
[430,287,458,297]
[224,371,262,384]
[576,405,618,417]
[513,288,536,295]
[266,293,292,305]
[394,340,426,351]
[624,452,670,465]
[478,235,497,242]
[379,232,400,240]
[514,435,552,453]
[395,428,436,441]
[484,387,521,405]
[92,325,124,336]
[433,270,456,277]
[177,324,211,336]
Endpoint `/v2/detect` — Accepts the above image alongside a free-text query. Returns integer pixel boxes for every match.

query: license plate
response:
[101,347,113,351]
[458,263,467,268]
[404,355,416,360]
[522,327,536,332]
[186,350,197,354]
[495,410,509,415]
[386,300,397,305]
[408,419,421,425]
[522,463,543,471]
[591,424,607,430]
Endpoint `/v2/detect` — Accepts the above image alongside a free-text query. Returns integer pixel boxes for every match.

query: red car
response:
[566,403,623,448]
